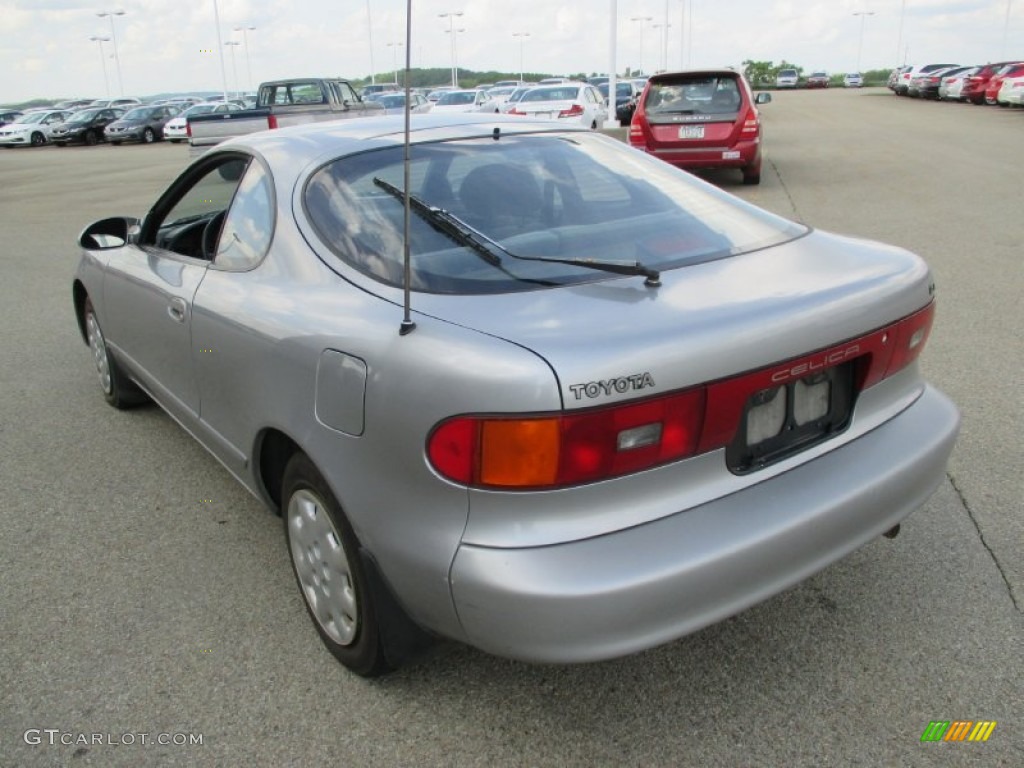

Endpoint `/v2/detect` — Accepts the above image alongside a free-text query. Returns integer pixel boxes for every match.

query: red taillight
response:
[558,104,584,118]
[739,107,759,137]
[883,302,934,378]
[186,122,192,138]
[428,388,706,489]
[508,107,526,116]
[427,303,935,489]
[267,114,278,129]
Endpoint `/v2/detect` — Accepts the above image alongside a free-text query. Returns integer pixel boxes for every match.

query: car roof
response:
[649,68,746,83]
[224,113,585,170]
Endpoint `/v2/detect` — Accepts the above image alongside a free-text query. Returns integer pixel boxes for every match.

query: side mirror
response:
[78,216,141,250]
[755,92,773,105]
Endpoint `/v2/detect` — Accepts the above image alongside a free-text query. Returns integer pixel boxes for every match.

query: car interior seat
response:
[457,164,544,238]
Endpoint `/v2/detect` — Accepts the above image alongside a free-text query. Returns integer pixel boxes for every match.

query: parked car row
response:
[772,70,864,88]
[362,81,613,130]
[889,61,1024,106]
[0,94,251,148]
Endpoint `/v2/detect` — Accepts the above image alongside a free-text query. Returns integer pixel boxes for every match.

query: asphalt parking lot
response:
[1,89,1020,766]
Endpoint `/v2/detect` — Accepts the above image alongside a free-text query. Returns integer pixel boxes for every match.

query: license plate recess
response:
[726,362,856,473]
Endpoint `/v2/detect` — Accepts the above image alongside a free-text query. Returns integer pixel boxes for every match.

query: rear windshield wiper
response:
[373,177,660,287]
[373,177,502,268]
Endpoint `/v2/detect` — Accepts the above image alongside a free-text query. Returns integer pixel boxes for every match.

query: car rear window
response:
[304,133,805,295]
[644,76,743,115]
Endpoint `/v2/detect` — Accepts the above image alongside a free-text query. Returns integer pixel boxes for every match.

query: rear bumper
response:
[449,384,959,663]
[635,138,760,171]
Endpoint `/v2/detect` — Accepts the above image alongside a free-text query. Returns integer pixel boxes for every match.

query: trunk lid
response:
[414,229,933,407]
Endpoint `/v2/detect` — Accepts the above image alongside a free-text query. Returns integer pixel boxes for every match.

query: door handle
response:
[167,297,188,323]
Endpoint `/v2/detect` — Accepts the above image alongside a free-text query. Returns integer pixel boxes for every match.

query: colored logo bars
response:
[921,721,997,742]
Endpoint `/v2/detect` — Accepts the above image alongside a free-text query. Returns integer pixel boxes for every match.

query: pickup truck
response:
[187,77,384,157]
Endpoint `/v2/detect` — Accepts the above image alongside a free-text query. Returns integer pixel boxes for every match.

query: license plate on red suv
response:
[727,362,855,473]
[678,125,705,139]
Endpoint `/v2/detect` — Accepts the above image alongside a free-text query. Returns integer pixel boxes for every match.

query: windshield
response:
[521,87,578,102]
[644,77,742,115]
[67,109,101,124]
[122,107,157,120]
[438,91,477,106]
[184,104,216,117]
[376,94,407,108]
[304,133,805,295]
[19,112,49,124]
[598,83,634,98]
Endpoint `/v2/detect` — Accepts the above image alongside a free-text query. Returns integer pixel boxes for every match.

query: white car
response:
[507,82,609,128]
[477,86,519,113]
[163,102,244,143]
[429,89,490,113]
[843,72,864,88]
[776,69,799,88]
[0,109,74,147]
[997,75,1024,106]
[938,67,979,101]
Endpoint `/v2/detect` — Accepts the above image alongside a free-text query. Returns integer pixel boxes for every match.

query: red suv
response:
[629,69,771,185]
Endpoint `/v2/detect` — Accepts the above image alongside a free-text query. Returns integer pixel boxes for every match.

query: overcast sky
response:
[2,0,1020,102]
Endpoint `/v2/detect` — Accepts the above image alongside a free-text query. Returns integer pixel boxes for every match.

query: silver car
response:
[73,114,959,676]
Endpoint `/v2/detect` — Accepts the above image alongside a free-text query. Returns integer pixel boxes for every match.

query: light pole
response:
[89,35,111,97]
[210,0,230,104]
[895,0,906,70]
[512,32,530,82]
[631,15,652,76]
[439,12,464,88]
[1001,0,1014,59]
[225,40,241,99]
[652,22,671,72]
[679,0,687,69]
[687,0,693,66]
[445,27,466,87]
[661,0,670,73]
[365,0,376,84]
[853,11,875,73]
[606,0,619,129]
[387,42,404,85]
[234,25,256,93]
[96,10,125,96]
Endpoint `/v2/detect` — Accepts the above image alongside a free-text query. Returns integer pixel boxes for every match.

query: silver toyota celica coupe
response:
[73,114,960,676]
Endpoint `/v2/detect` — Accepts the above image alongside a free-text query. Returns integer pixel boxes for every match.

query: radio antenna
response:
[399,0,416,335]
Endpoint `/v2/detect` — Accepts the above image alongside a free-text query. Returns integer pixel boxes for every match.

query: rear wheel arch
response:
[73,280,89,344]
[256,428,302,512]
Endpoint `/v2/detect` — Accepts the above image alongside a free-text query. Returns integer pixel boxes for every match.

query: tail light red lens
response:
[558,104,584,118]
[739,107,759,138]
[427,303,936,490]
[267,115,278,129]
[429,388,706,489]
[186,122,192,138]
[508,107,526,116]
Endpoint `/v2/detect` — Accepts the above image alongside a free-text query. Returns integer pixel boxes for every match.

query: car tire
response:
[30,132,45,147]
[282,453,394,677]
[83,297,149,409]
[742,167,761,185]
[84,130,99,146]
[142,128,155,143]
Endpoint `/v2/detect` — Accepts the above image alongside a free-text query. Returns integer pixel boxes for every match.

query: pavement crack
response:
[948,471,1020,611]
[767,157,803,223]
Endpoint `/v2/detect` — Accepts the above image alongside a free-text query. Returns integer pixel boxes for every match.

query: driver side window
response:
[152,158,250,260]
